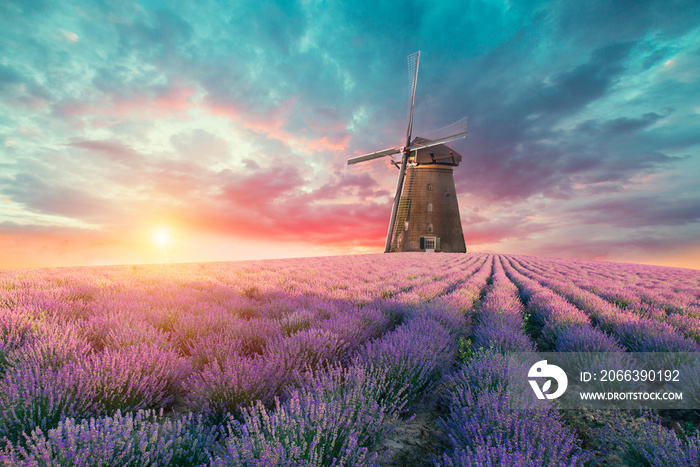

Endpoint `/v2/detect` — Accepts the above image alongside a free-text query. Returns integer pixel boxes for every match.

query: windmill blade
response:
[346,147,400,165]
[420,116,468,143]
[344,154,399,178]
[406,131,468,152]
[405,51,420,147]
[407,116,468,152]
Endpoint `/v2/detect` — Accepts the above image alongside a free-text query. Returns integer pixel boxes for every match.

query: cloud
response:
[67,140,143,167]
[59,28,79,43]
[1,173,112,221]
[557,0,700,45]
[186,166,390,246]
[580,196,700,228]
[523,42,634,118]
[54,83,196,122]
[114,8,194,62]
[599,112,664,135]
[1,0,699,268]
[449,41,685,206]
[521,223,700,268]
[0,63,52,109]
[462,212,552,247]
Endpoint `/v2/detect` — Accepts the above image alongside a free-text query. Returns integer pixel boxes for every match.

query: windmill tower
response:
[346,51,468,253]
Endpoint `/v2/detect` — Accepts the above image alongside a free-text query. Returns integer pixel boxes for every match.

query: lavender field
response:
[1,253,700,466]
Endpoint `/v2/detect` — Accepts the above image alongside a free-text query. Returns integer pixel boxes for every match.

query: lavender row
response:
[438,257,587,465]
[213,315,461,465]
[0,254,482,322]
[550,255,700,296]
[437,351,587,466]
[508,256,700,352]
[1,410,218,466]
[209,257,493,465]
[0,254,488,464]
[500,256,625,353]
[4,252,696,465]
[502,255,700,465]
[1,301,388,443]
[3,315,458,466]
[0,255,486,433]
[593,410,700,466]
[471,256,533,353]
[1,254,483,362]
[516,254,700,291]
[546,257,700,341]
[516,255,700,342]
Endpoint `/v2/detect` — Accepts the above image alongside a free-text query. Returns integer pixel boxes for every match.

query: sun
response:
[152,227,172,248]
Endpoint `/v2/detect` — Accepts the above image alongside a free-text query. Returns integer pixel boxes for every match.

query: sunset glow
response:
[1,1,699,270]
[152,227,172,249]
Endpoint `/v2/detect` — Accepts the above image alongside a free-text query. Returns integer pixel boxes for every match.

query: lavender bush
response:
[438,351,587,467]
[355,316,457,409]
[214,393,384,467]
[0,361,84,446]
[0,308,37,372]
[597,410,700,467]
[186,354,285,419]
[1,410,219,466]
[63,343,191,416]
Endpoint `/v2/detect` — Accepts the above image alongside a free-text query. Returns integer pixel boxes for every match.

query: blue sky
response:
[1,0,699,269]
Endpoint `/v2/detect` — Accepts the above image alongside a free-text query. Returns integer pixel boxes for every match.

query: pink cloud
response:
[54,84,196,122]
[68,140,142,166]
[136,165,390,248]
[297,134,351,153]
[205,95,351,154]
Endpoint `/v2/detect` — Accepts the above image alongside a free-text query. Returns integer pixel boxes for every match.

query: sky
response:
[1,0,700,270]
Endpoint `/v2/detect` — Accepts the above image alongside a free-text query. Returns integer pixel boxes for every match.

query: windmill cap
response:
[411,137,463,166]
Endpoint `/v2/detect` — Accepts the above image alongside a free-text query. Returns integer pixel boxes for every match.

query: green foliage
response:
[611,296,631,309]
[458,338,474,363]
[678,420,699,442]
[380,289,394,299]
[241,286,260,301]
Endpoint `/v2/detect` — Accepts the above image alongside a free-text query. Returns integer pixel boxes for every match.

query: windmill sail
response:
[383,51,421,252]
[344,154,400,178]
[346,147,401,165]
[407,116,468,152]
[405,51,420,148]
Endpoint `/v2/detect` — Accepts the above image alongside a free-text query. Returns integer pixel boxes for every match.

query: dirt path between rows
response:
[376,391,450,466]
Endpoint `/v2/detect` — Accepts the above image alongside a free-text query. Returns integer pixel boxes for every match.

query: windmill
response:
[346,51,468,253]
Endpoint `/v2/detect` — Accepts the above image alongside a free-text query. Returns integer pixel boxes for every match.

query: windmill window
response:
[427,203,433,212]
[427,183,432,191]
[427,223,433,233]
[424,237,436,250]
[404,221,409,230]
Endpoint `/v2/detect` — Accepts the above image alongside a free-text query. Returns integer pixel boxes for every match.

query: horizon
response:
[1,0,699,270]
[4,251,700,274]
